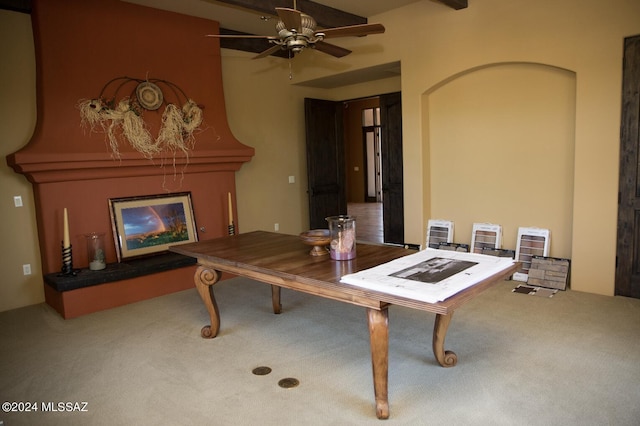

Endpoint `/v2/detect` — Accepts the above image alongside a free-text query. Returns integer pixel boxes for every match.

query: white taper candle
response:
[63,208,70,248]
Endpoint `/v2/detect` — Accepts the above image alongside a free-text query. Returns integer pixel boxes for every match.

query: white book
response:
[340,248,515,304]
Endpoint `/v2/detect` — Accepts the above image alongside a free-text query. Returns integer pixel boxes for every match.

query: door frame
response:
[305,92,404,244]
[615,34,640,298]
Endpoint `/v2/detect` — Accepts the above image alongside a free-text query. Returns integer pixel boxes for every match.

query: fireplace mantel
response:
[8,149,254,184]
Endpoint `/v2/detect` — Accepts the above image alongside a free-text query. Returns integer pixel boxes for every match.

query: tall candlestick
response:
[228,192,233,226]
[63,208,70,248]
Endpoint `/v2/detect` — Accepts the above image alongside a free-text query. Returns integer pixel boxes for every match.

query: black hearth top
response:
[44,252,197,292]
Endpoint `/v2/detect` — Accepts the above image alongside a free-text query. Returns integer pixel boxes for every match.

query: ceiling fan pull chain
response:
[289,51,293,80]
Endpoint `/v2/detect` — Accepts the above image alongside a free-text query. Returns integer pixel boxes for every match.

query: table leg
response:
[271,285,282,314]
[194,266,221,339]
[367,307,390,420]
[432,312,458,367]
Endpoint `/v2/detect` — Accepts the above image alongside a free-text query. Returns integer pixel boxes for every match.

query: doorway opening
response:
[345,99,383,243]
[363,106,383,203]
[305,93,403,245]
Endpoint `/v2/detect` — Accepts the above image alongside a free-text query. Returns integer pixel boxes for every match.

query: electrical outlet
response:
[14,195,23,207]
[23,264,32,275]
[288,176,295,184]
[274,223,279,231]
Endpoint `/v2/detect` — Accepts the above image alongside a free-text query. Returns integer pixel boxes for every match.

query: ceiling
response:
[124,1,420,35]
[0,0,467,88]
[118,0,467,87]
[122,1,467,39]
[2,0,468,36]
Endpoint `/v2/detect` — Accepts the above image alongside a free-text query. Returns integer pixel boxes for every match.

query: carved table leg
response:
[271,285,282,314]
[367,307,390,420]
[432,312,458,367]
[194,266,221,339]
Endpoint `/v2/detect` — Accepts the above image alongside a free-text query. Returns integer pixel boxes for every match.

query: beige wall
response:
[2,0,639,311]
[220,53,314,236]
[0,10,42,311]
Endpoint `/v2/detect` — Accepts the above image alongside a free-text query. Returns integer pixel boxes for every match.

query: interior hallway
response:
[348,202,383,244]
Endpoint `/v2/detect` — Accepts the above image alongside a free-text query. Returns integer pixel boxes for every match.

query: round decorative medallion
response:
[136,82,163,110]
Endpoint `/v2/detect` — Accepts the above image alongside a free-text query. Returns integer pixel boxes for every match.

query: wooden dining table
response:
[170,230,518,419]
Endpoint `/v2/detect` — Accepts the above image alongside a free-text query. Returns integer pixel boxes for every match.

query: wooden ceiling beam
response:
[0,0,31,13]
[437,0,468,10]
[218,28,290,58]
[210,0,367,28]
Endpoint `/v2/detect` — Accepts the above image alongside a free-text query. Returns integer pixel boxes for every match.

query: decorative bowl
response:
[136,81,163,110]
[299,229,331,256]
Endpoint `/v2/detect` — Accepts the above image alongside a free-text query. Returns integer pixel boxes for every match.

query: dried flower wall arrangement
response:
[78,76,204,162]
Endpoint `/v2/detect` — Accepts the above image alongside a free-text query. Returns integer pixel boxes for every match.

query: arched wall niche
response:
[421,62,576,258]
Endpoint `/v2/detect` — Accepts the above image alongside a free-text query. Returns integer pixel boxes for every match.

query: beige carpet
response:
[1,277,639,425]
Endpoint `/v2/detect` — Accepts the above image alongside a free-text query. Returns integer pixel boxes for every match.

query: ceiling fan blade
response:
[252,44,283,59]
[313,41,351,58]
[276,7,303,32]
[206,34,277,40]
[320,23,385,39]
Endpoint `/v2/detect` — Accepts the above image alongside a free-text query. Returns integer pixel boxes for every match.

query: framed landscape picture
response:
[109,192,198,261]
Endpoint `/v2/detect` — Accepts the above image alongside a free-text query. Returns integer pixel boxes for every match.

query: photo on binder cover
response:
[390,257,478,284]
[426,219,454,249]
[513,227,550,282]
[470,223,502,254]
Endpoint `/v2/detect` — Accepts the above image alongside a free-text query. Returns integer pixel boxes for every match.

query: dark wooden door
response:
[305,98,346,229]
[616,34,640,298]
[380,92,405,245]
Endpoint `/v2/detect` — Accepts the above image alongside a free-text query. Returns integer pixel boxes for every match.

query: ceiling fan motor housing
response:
[276,13,321,52]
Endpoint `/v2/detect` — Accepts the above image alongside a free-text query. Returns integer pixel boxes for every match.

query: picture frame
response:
[109,192,198,262]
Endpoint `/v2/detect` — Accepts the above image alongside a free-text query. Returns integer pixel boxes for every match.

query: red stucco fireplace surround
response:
[7,0,254,318]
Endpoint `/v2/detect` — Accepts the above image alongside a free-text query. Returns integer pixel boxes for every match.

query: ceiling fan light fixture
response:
[287,38,308,52]
[275,13,317,34]
[274,12,319,55]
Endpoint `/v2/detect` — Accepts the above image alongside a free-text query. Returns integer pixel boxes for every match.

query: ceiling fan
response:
[206,1,385,59]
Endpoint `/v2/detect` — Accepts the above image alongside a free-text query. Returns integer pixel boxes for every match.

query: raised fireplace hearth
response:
[6,0,254,318]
